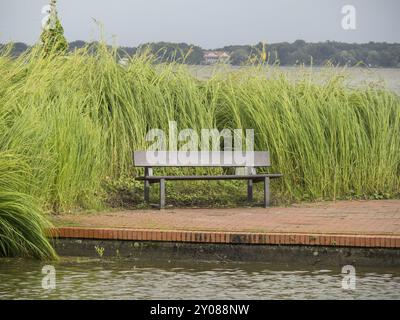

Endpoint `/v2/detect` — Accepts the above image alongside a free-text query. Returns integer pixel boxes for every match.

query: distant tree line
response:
[1,40,400,67]
[222,40,400,67]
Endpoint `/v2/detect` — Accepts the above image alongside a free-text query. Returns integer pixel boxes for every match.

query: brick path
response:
[52,200,400,248]
[54,200,400,235]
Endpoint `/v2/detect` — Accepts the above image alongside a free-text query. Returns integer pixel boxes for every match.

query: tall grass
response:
[0,43,399,216]
[215,69,400,199]
[0,152,57,259]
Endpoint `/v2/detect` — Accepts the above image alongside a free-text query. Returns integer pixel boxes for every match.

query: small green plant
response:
[94,245,105,258]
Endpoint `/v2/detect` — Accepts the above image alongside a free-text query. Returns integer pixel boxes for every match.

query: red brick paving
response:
[52,200,400,248]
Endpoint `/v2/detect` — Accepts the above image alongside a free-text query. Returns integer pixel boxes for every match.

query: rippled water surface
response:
[0,258,399,299]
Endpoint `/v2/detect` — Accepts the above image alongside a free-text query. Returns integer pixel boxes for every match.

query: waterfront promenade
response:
[52,200,400,248]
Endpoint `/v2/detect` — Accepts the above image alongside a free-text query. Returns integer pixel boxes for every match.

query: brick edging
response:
[49,227,400,249]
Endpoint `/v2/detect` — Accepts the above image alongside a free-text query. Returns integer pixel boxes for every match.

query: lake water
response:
[189,66,400,93]
[0,257,399,300]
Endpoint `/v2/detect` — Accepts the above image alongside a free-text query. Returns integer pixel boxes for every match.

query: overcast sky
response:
[1,0,399,48]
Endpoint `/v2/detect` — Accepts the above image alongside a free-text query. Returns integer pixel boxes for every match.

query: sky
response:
[0,0,399,48]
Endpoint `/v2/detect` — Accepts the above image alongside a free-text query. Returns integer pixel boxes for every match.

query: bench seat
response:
[137,174,283,182]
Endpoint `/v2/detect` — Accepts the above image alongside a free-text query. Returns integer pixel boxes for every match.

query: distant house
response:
[203,51,230,64]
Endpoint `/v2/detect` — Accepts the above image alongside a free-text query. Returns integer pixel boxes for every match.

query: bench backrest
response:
[133,151,270,167]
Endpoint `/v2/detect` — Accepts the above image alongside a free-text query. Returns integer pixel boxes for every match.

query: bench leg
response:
[159,179,165,209]
[263,177,270,208]
[144,180,150,203]
[247,179,253,202]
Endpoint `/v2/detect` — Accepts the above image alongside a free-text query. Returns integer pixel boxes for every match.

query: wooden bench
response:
[133,151,282,209]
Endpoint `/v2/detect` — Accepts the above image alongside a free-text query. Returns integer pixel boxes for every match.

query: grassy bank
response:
[0,44,399,255]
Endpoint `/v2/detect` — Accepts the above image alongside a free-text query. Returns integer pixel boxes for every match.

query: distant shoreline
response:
[2,40,400,68]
